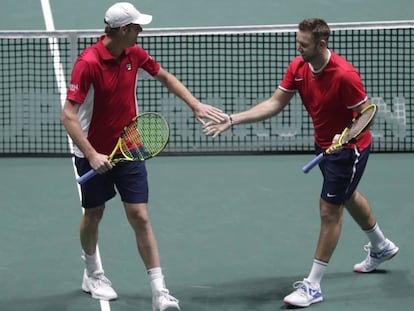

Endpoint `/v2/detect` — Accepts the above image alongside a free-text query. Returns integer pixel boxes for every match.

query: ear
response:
[120,25,128,34]
[319,39,327,48]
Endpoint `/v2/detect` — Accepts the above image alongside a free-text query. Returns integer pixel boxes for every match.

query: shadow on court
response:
[1,269,412,311]
[114,269,412,311]
[0,291,94,311]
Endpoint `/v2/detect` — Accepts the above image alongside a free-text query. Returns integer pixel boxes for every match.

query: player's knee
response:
[320,200,343,223]
[126,206,151,228]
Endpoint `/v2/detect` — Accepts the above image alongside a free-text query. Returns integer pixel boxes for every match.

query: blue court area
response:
[1,1,413,311]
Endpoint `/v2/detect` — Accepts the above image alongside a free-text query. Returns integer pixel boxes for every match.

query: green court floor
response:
[0,154,413,310]
[1,0,413,310]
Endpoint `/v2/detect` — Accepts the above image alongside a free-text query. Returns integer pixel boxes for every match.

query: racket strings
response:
[120,119,146,160]
[138,115,169,154]
[340,105,377,145]
[120,114,169,160]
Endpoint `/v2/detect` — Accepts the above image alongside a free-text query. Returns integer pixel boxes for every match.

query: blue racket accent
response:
[76,169,98,184]
[302,153,324,173]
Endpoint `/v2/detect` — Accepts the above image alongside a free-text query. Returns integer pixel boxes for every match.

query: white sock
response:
[82,250,101,276]
[364,223,388,251]
[148,267,165,294]
[307,259,328,285]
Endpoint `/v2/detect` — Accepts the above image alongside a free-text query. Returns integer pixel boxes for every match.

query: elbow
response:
[60,110,68,125]
[60,100,78,125]
[155,69,173,86]
[60,108,74,126]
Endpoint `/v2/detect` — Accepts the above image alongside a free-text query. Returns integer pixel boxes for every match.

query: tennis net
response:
[1,21,413,156]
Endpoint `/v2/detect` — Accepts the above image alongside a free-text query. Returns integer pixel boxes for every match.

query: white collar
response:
[309,49,331,74]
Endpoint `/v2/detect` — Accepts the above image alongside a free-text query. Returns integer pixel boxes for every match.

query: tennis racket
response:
[77,112,170,184]
[302,103,377,174]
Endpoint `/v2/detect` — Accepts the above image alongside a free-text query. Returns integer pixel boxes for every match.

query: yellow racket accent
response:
[340,104,377,144]
[77,112,170,184]
[303,104,377,173]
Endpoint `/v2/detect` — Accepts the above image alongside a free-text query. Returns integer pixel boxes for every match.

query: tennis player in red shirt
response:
[61,2,226,310]
[203,18,398,308]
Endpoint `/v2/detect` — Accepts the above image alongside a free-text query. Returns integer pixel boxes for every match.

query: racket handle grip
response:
[302,152,324,174]
[76,169,97,185]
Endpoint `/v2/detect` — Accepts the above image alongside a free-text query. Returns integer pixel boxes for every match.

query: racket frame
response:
[76,112,169,184]
[302,104,377,174]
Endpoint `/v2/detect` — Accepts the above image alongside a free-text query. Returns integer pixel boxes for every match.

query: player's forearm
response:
[230,97,281,125]
[61,115,97,159]
[157,69,200,109]
[231,88,290,125]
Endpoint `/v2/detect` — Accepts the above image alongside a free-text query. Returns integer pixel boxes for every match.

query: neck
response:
[310,49,331,73]
[103,36,124,59]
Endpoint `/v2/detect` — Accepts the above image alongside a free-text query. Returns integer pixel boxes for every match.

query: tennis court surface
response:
[1,154,413,311]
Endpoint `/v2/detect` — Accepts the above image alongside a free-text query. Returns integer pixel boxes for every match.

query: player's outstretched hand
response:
[193,102,227,125]
[202,114,232,138]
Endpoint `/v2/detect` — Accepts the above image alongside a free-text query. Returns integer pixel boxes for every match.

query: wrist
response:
[228,114,234,126]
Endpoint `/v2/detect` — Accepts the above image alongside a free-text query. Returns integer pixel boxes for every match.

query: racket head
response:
[117,112,170,162]
[338,104,377,146]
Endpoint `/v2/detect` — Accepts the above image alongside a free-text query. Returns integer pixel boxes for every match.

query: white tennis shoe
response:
[81,269,118,301]
[283,278,323,307]
[353,239,399,273]
[152,288,180,311]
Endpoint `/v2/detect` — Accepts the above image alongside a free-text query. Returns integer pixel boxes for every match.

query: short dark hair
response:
[104,25,120,36]
[298,18,331,42]
[104,18,124,37]
[104,23,137,37]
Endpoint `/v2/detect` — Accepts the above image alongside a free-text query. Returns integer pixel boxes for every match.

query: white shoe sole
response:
[283,296,323,307]
[82,282,118,301]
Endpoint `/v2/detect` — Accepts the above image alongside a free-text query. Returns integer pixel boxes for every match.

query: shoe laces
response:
[158,288,179,303]
[292,279,320,298]
[361,242,391,264]
[90,272,113,288]
[363,242,388,257]
[292,280,311,296]
[363,242,373,252]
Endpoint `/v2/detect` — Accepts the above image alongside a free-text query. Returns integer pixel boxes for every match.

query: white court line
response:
[40,1,110,310]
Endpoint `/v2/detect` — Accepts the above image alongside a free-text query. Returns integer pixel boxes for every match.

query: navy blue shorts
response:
[317,144,370,205]
[75,157,149,209]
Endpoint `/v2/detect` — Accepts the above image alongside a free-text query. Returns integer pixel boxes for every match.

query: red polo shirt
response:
[279,50,371,150]
[67,35,160,156]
